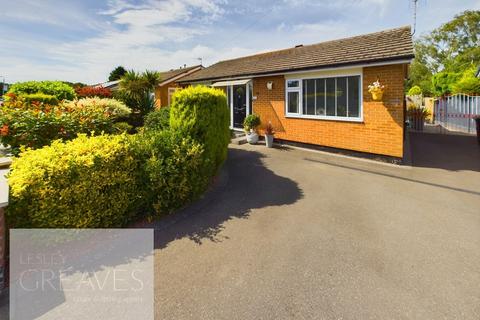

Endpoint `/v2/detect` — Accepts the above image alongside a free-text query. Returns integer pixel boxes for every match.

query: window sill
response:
[285,114,364,123]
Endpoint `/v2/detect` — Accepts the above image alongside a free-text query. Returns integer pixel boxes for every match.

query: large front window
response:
[286,75,362,121]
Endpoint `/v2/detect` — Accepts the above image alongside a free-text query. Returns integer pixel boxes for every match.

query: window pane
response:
[287,91,299,113]
[325,78,335,116]
[287,80,299,88]
[336,77,347,117]
[303,79,315,115]
[348,76,360,117]
[315,79,325,115]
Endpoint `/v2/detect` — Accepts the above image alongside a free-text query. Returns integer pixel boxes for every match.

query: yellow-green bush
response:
[6,87,231,228]
[6,134,144,228]
[170,86,230,178]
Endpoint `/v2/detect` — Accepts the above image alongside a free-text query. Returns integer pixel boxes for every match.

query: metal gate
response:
[434,94,480,134]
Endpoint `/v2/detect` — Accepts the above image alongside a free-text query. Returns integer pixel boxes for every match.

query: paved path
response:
[153,135,480,319]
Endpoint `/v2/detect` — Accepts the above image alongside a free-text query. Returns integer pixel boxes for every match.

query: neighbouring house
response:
[154,65,203,107]
[180,27,414,158]
[93,80,121,91]
[1,83,10,96]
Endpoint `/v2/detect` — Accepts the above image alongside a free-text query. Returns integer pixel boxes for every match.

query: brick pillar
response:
[0,207,4,290]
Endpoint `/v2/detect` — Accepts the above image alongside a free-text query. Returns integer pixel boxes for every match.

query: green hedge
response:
[170,86,230,177]
[132,130,206,214]
[6,134,144,228]
[144,107,170,132]
[6,86,231,228]
[8,81,76,100]
[21,93,59,105]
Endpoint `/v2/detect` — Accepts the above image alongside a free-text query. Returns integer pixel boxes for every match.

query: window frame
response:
[284,72,363,122]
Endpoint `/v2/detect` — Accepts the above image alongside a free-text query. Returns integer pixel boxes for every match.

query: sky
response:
[0,0,478,84]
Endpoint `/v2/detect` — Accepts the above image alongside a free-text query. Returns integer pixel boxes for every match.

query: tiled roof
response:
[181,26,414,82]
[159,65,203,83]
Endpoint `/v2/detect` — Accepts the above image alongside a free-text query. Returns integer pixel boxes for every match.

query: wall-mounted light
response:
[266,81,273,90]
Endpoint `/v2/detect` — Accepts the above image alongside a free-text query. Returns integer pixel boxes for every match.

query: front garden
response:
[1,80,230,228]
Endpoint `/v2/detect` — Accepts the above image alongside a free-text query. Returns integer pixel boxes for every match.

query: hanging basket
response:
[371,90,384,101]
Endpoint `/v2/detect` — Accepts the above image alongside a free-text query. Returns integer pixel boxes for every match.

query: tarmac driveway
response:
[153,135,480,319]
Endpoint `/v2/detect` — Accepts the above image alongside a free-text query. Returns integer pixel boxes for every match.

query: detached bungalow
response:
[180,27,414,158]
[154,65,203,107]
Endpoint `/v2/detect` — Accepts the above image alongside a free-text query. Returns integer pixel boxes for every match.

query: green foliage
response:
[131,130,206,214]
[6,134,144,228]
[407,106,430,119]
[118,70,161,116]
[20,93,59,105]
[407,10,480,95]
[144,107,170,131]
[170,86,230,177]
[407,85,423,96]
[0,95,131,153]
[113,122,133,133]
[243,114,261,131]
[452,67,480,95]
[63,97,131,118]
[109,66,127,81]
[8,81,76,100]
[6,87,231,228]
[431,71,461,96]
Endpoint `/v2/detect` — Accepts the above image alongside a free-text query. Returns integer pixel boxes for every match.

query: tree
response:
[109,66,127,81]
[407,10,480,95]
[452,67,480,95]
[117,70,161,117]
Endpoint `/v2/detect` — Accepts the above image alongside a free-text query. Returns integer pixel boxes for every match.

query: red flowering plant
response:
[0,95,131,154]
[75,86,112,98]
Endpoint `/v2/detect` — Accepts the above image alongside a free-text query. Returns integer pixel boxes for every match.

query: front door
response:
[232,85,247,129]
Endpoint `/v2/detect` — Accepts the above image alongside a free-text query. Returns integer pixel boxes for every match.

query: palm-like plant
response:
[118,70,161,116]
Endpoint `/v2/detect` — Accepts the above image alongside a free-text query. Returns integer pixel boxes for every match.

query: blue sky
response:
[0,0,478,84]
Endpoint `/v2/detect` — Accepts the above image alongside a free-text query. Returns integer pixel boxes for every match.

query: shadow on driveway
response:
[409,131,480,172]
[147,148,303,249]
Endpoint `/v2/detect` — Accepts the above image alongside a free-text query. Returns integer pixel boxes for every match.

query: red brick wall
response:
[252,64,407,157]
[154,83,181,108]
[0,208,4,289]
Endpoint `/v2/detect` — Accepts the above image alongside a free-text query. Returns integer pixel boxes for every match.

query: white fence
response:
[434,94,480,134]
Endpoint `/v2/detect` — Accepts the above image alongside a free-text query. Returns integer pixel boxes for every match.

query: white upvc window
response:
[285,74,363,122]
[286,79,302,115]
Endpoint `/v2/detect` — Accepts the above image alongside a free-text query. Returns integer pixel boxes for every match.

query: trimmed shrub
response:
[8,81,76,100]
[131,130,206,214]
[170,86,230,177]
[6,134,144,228]
[20,93,59,105]
[144,107,170,131]
[75,86,112,98]
[63,97,131,118]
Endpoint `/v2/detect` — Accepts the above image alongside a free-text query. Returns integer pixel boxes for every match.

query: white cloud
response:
[1,0,478,84]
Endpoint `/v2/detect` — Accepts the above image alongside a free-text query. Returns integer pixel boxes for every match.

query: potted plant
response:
[243,114,260,144]
[368,80,385,101]
[264,121,275,148]
[407,106,430,131]
[474,115,480,145]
